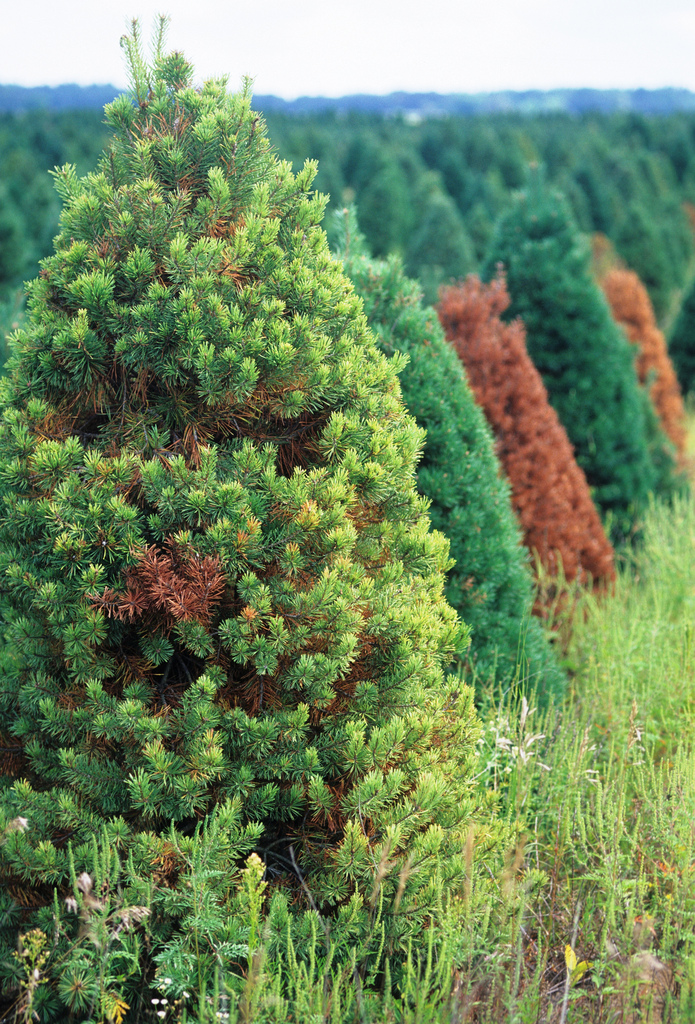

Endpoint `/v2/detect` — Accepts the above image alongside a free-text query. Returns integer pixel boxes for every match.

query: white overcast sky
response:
[3,0,695,97]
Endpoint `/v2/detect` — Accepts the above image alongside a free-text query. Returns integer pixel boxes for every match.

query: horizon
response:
[3,83,695,100]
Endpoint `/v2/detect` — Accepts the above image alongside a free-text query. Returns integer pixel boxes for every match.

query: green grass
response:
[465,490,695,1021]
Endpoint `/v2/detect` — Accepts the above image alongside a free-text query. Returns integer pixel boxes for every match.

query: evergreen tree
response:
[613,201,673,323]
[404,180,476,304]
[438,273,615,595]
[336,210,564,698]
[0,23,495,1012]
[357,157,414,258]
[669,273,695,396]
[482,177,669,535]
[0,183,27,296]
[601,267,687,468]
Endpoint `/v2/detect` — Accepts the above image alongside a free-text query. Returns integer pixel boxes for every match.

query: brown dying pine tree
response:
[601,266,687,467]
[438,272,615,594]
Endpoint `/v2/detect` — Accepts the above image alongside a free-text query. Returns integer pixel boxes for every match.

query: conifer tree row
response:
[0,25,493,999]
[336,211,565,698]
[482,178,676,537]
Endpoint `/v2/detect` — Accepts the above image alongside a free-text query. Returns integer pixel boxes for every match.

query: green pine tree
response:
[613,200,673,323]
[356,156,414,258]
[335,209,564,700]
[482,176,672,537]
[669,273,695,396]
[404,179,476,304]
[0,21,499,1012]
[0,183,28,297]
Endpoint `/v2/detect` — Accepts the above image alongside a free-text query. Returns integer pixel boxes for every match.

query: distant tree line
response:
[265,108,695,319]
[3,96,695,328]
[2,83,695,116]
[0,84,120,114]
[0,108,108,299]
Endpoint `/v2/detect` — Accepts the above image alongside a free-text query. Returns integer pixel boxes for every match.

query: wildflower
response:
[76,872,93,895]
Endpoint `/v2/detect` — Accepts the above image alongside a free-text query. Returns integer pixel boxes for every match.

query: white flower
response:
[76,872,93,895]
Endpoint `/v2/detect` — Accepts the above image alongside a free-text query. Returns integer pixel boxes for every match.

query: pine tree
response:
[0,22,494,1008]
[336,211,564,698]
[613,201,673,323]
[482,177,671,536]
[0,184,27,296]
[438,273,615,594]
[404,180,475,304]
[601,267,687,467]
[669,273,695,397]
[356,157,414,258]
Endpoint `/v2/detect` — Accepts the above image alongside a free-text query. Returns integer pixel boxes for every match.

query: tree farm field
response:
[4,25,695,1022]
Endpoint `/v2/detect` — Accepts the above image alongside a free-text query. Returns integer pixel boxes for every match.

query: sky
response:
[4,0,695,98]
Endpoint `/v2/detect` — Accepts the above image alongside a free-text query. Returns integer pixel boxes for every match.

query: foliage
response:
[354,153,414,259]
[0,185,27,297]
[3,23,695,1024]
[0,107,109,298]
[0,290,24,370]
[403,178,476,303]
[669,271,695,397]
[481,176,676,537]
[3,102,695,335]
[0,23,499,1019]
[264,106,695,318]
[438,272,615,592]
[601,266,688,467]
[334,210,564,698]
[612,200,675,322]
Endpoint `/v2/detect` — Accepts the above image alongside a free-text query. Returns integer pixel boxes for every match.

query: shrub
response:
[601,267,687,466]
[336,211,565,698]
[438,273,615,592]
[482,177,672,537]
[0,24,498,1016]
